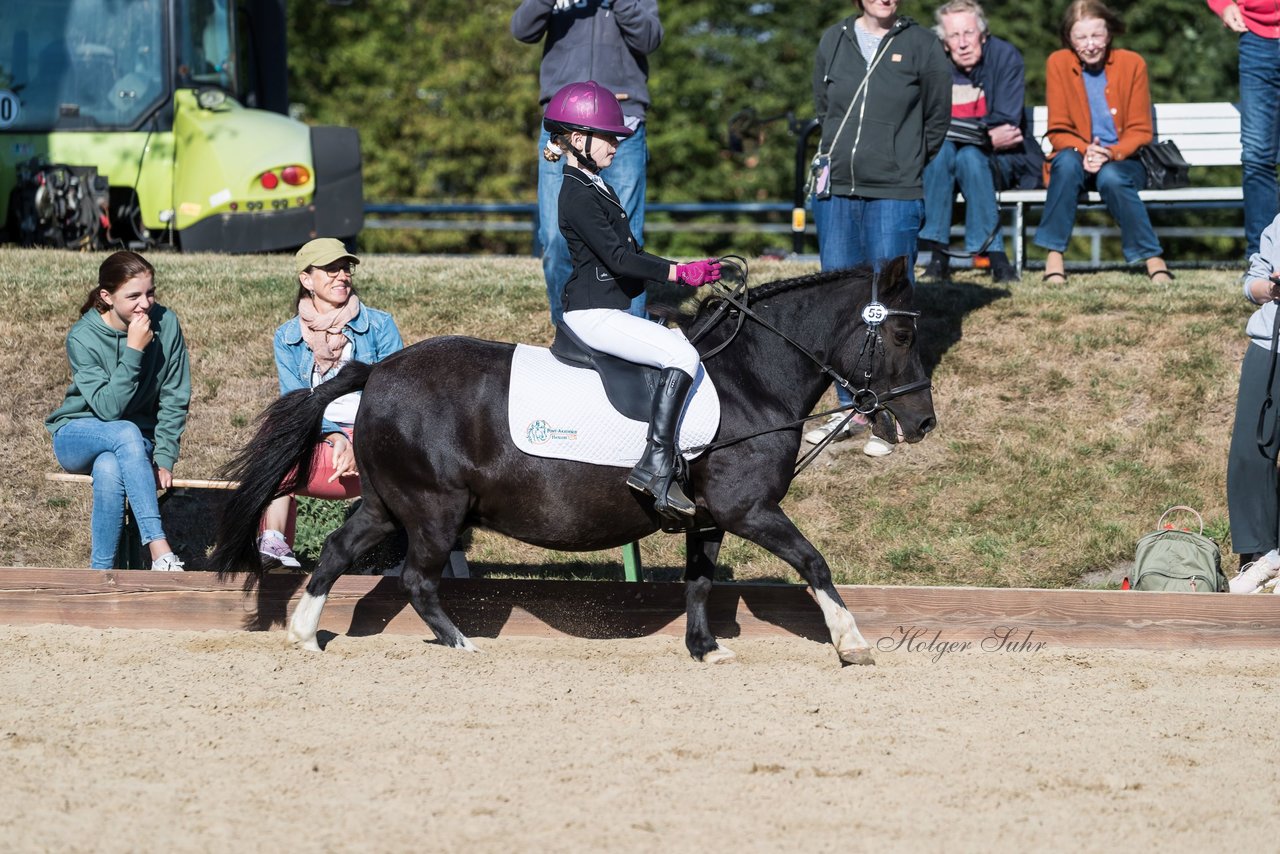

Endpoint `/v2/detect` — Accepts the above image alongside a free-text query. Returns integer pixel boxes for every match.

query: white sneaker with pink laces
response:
[258,531,301,569]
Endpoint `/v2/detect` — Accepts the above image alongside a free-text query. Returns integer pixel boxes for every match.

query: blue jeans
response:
[1033,149,1162,264]
[53,419,164,569]
[1239,31,1280,258]
[537,124,649,326]
[813,193,922,405]
[921,141,1004,253]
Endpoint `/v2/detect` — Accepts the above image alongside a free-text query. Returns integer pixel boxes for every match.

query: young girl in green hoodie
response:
[45,251,191,570]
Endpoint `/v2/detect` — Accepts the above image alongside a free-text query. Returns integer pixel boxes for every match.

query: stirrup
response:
[654,483,697,517]
[626,471,696,517]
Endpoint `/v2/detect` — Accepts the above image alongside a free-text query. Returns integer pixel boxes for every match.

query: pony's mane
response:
[682,264,890,330]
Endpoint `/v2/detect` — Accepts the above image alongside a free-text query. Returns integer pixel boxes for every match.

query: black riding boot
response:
[627,367,696,518]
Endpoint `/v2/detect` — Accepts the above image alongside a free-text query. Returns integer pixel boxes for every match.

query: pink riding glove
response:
[675,258,722,287]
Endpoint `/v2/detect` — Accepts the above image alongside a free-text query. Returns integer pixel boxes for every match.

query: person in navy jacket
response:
[919,0,1044,283]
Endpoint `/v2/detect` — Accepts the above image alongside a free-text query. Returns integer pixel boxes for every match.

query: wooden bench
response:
[998,102,1242,270]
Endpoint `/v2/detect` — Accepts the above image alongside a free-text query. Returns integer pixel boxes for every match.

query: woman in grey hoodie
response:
[804,0,951,450]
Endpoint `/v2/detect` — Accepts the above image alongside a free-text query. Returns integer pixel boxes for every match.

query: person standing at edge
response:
[512,0,663,327]
[1225,212,1280,593]
[1208,0,1280,259]
[804,0,952,453]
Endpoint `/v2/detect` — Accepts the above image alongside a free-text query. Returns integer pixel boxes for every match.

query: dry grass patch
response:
[3,248,1247,588]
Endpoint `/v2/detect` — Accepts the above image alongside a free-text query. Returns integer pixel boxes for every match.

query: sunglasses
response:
[314,261,354,276]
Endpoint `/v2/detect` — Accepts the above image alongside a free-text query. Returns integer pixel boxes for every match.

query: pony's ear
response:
[875,255,913,301]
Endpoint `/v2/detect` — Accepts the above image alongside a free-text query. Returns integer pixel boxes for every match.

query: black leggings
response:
[1227,343,1280,556]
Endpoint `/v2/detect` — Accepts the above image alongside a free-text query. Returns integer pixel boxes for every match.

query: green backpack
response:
[1131,506,1226,593]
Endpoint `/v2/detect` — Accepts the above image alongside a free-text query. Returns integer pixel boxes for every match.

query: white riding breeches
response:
[561,309,699,379]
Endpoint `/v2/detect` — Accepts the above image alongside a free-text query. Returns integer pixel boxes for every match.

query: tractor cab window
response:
[175,0,236,91]
[0,0,166,131]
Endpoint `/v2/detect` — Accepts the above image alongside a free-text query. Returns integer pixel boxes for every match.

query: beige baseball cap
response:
[295,238,360,274]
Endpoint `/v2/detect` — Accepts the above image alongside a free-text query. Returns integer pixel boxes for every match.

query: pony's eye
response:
[893,329,912,346]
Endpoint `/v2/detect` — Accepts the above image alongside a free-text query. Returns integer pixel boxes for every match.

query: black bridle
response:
[683,259,932,472]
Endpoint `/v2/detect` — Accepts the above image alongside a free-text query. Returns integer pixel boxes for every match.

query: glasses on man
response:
[944,29,981,44]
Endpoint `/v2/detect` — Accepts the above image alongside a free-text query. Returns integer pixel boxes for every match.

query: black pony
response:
[212,258,935,665]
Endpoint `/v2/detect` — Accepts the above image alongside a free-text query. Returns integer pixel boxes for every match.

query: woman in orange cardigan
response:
[1034,0,1172,283]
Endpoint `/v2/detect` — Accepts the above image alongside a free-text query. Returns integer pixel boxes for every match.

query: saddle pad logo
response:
[526,419,579,444]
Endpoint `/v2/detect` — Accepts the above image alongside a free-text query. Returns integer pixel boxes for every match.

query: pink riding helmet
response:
[542,81,634,138]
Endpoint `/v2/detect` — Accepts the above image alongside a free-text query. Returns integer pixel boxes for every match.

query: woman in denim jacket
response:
[257,238,404,568]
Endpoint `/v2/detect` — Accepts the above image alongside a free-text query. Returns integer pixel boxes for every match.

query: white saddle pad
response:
[508,343,721,468]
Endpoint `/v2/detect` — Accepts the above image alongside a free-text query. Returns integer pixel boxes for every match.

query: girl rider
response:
[542,80,722,519]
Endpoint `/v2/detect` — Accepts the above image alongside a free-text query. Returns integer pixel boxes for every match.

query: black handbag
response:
[945,118,992,152]
[1136,140,1191,190]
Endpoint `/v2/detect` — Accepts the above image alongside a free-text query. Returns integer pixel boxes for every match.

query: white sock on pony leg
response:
[814,587,872,664]
[286,591,327,651]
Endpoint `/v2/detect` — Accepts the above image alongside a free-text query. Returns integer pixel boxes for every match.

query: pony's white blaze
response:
[286,591,327,652]
[814,588,871,661]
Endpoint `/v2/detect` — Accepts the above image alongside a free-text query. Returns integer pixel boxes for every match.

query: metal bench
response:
[44,472,475,576]
[1003,101,1242,269]
[43,473,652,580]
[46,472,239,569]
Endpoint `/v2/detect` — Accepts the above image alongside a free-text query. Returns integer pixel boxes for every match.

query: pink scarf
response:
[297,295,361,374]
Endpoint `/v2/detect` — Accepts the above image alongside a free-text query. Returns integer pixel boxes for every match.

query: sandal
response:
[1041,271,1068,283]
[1148,268,1175,283]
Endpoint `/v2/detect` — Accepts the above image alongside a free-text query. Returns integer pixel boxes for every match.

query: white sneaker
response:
[804,413,865,445]
[151,552,185,572]
[258,532,301,569]
[1229,550,1280,594]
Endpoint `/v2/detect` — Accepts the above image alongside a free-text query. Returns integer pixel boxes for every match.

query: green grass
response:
[7,249,1250,586]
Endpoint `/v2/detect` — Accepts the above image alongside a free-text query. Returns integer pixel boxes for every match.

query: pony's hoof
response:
[702,644,737,664]
[839,646,875,666]
[287,633,322,652]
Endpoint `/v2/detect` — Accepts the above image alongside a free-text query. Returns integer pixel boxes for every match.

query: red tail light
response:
[260,171,279,190]
[281,165,310,186]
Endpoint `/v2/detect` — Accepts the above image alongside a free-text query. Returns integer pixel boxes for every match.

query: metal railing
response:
[363,201,811,244]
[364,117,1246,264]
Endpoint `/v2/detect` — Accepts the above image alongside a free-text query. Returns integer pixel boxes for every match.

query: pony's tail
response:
[210,361,375,578]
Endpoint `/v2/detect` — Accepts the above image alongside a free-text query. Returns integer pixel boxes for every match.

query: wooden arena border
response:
[1,568,1277,649]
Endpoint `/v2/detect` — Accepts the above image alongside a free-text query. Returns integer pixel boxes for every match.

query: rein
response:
[682,262,931,472]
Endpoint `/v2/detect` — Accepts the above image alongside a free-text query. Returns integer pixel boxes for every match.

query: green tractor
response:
[0,0,362,252]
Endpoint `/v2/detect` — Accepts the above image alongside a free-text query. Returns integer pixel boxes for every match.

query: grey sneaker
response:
[151,552,185,572]
[804,413,855,445]
[1229,553,1280,594]
[258,533,301,569]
